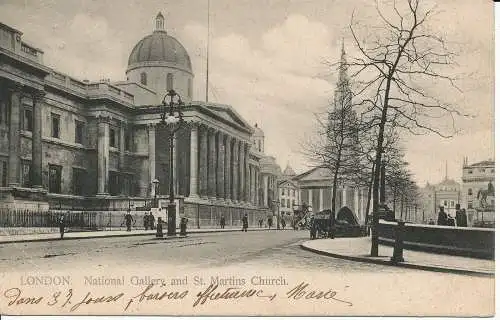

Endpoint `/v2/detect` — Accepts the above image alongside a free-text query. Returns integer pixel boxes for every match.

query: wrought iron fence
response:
[0,209,149,231]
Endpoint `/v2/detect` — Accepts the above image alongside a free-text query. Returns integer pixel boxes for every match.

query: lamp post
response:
[158,89,185,236]
[152,178,160,208]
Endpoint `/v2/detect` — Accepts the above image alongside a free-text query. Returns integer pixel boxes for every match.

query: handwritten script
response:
[2,281,352,312]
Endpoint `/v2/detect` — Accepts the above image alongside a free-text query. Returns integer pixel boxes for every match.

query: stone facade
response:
[293,166,369,224]
[0,17,278,224]
[461,159,495,225]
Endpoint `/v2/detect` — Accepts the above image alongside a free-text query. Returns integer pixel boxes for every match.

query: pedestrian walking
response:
[258,218,263,228]
[281,217,286,230]
[267,216,272,229]
[242,213,249,232]
[125,210,134,231]
[143,212,149,230]
[58,212,66,239]
[149,211,155,230]
[220,216,226,229]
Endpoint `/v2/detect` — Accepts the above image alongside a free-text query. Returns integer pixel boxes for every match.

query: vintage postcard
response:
[0,0,494,316]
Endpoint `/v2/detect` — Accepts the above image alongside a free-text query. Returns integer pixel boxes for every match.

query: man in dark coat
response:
[456,209,467,227]
[267,216,273,229]
[149,212,155,230]
[143,212,149,230]
[220,216,226,229]
[242,214,249,232]
[125,210,134,231]
[437,206,447,226]
[58,213,66,239]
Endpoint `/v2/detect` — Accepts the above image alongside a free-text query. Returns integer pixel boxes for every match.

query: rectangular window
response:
[468,170,473,174]
[109,171,120,196]
[75,120,84,144]
[281,189,284,196]
[125,130,131,151]
[72,168,86,196]
[51,113,60,138]
[281,198,285,207]
[467,201,473,209]
[48,164,62,193]
[109,127,116,148]
[443,200,448,206]
[450,200,455,207]
[287,199,290,208]
[23,108,33,132]
[0,159,7,187]
[21,160,31,187]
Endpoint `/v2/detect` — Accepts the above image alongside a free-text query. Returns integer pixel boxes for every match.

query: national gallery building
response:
[0,13,281,225]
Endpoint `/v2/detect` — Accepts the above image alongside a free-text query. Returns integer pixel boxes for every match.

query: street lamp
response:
[159,89,185,236]
[152,178,160,208]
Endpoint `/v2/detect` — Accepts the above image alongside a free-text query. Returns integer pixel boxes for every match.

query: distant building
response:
[293,166,369,223]
[461,158,495,225]
[278,163,300,217]
[418,178,461,223]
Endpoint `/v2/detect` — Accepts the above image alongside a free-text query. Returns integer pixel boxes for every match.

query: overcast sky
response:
[0,0,493,186]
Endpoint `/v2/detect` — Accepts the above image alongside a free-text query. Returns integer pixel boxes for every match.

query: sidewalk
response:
[301,237,494,276]
[0,227,266,244]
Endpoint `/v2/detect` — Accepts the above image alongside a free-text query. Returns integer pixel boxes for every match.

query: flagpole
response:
[205,0,210,103]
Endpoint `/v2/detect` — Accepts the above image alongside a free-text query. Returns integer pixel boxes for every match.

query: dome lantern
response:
[155,12,165,32]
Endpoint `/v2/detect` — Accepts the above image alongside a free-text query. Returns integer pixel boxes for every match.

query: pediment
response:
[295,167,333,182]
[193,101,253,133]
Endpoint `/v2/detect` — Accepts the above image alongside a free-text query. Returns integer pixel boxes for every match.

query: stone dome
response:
[127,13,192,74]
[283,163,296,176]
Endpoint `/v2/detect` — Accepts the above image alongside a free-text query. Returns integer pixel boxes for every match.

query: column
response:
[342,187,347,207]
[239,141,245,202]
[263,175,269,207]
[147,124,156,197]
[231,139,238,201]
[255,169,260,205]
[245,144,250,203]
[31,91,44,188]
[224,134,231,200]
[97,114,110,195]
[188,124,199,198]
[319,187,324,211]
[198,125,208,197]
[8,87,22,187]
[249,165,254,205]
[308,189,313,207]
[207,128,216,198]
[118,121,126,194]
[216,131,224,198]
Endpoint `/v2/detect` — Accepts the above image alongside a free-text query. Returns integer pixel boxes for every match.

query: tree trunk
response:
[364,161,375,225]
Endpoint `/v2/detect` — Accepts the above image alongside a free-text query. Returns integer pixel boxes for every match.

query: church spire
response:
[155,12,165,32]
[338,37,348,87]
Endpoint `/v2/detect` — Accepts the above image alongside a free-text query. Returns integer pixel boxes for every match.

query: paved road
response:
[0,230,494,316]
[0,230,401,272]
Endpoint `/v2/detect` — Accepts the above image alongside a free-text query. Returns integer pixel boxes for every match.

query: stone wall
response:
[379,221,494,259]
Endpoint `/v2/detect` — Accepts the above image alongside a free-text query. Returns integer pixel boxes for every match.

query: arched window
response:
[140,72,147,86]
[468,188,473,196]
[167,73,173,91]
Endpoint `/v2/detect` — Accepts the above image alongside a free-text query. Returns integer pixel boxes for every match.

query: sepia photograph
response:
[0,0,494,316]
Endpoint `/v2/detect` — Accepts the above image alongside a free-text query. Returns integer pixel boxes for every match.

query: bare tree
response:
[303,43,363,235]
[348,0,466,256]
